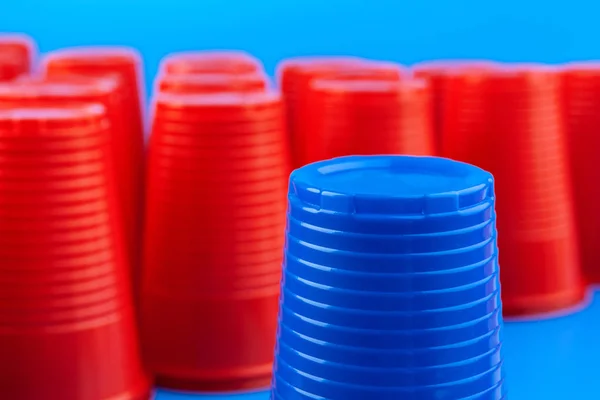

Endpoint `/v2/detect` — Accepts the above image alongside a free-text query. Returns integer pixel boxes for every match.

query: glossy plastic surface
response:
[277,57,406,168]
[142,91,291,392]
[43,46,147,298]
[560,62,600,284]
[272,155,506,399]
[0,105,149,400]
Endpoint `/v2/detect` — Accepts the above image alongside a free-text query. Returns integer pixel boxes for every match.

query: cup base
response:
[155,373,271,394]
[502,286,587,318]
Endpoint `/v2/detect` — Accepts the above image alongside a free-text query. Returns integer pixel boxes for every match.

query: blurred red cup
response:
[0,104,149,400]
[142,91,289,392]
[560,63,600,285]
[277,57,406,168]
[0,77,141,300]
[485,65,585,316]
[160,51,263,75]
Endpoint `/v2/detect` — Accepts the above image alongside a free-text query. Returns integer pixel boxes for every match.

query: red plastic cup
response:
[0,34,35,80]
[156,72,269,94]
[277,57,407,168]
[0,104,149,400]
[0,77,141,300]
[413,60,499,155]
[302,77,435,164]
[485,65,585,316]
[560,62,600,285]
[142,91,290,392]
[160,51,263,75]
[43,47,146,284]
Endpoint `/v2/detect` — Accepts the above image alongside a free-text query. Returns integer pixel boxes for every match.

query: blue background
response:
[2,0,599,398]
[2,0,598,89]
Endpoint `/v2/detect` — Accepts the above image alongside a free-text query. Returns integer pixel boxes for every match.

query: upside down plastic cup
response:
[0,77,141,300]
[142,91,290,392]
[43,47,147,283]
[485,65,585,316]
[271,155,506,399]
[303,77,435,163]
[0,105,149,400]
[277,57,406,168]
[160,51,263,75]
[560,63,600,285]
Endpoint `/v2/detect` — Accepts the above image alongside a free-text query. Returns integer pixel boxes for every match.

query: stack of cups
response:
[160,51,263,75]
[413,60,497,155]
[560,63,600,284]
[0,34,35,81]
[43,47,147,283]
[487,66,585,315]
[0,105,149,399]
[277,57,405,168]
[272,155,506,399]
[142,91,290,391]
[304,77,435,163]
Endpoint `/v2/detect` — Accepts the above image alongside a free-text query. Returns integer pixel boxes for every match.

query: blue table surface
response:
[154,289,600,399]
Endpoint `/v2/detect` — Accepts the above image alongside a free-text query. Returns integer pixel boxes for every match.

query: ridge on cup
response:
[311,77,423,93]
[151,90,285,123]
[154,89,280,107]
[0,77,120,100]
[0,103,106,127]
[156,72,269,94]
[290,155,493,215]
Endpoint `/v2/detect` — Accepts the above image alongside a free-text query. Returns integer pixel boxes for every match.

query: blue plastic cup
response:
[271,155,506,399]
